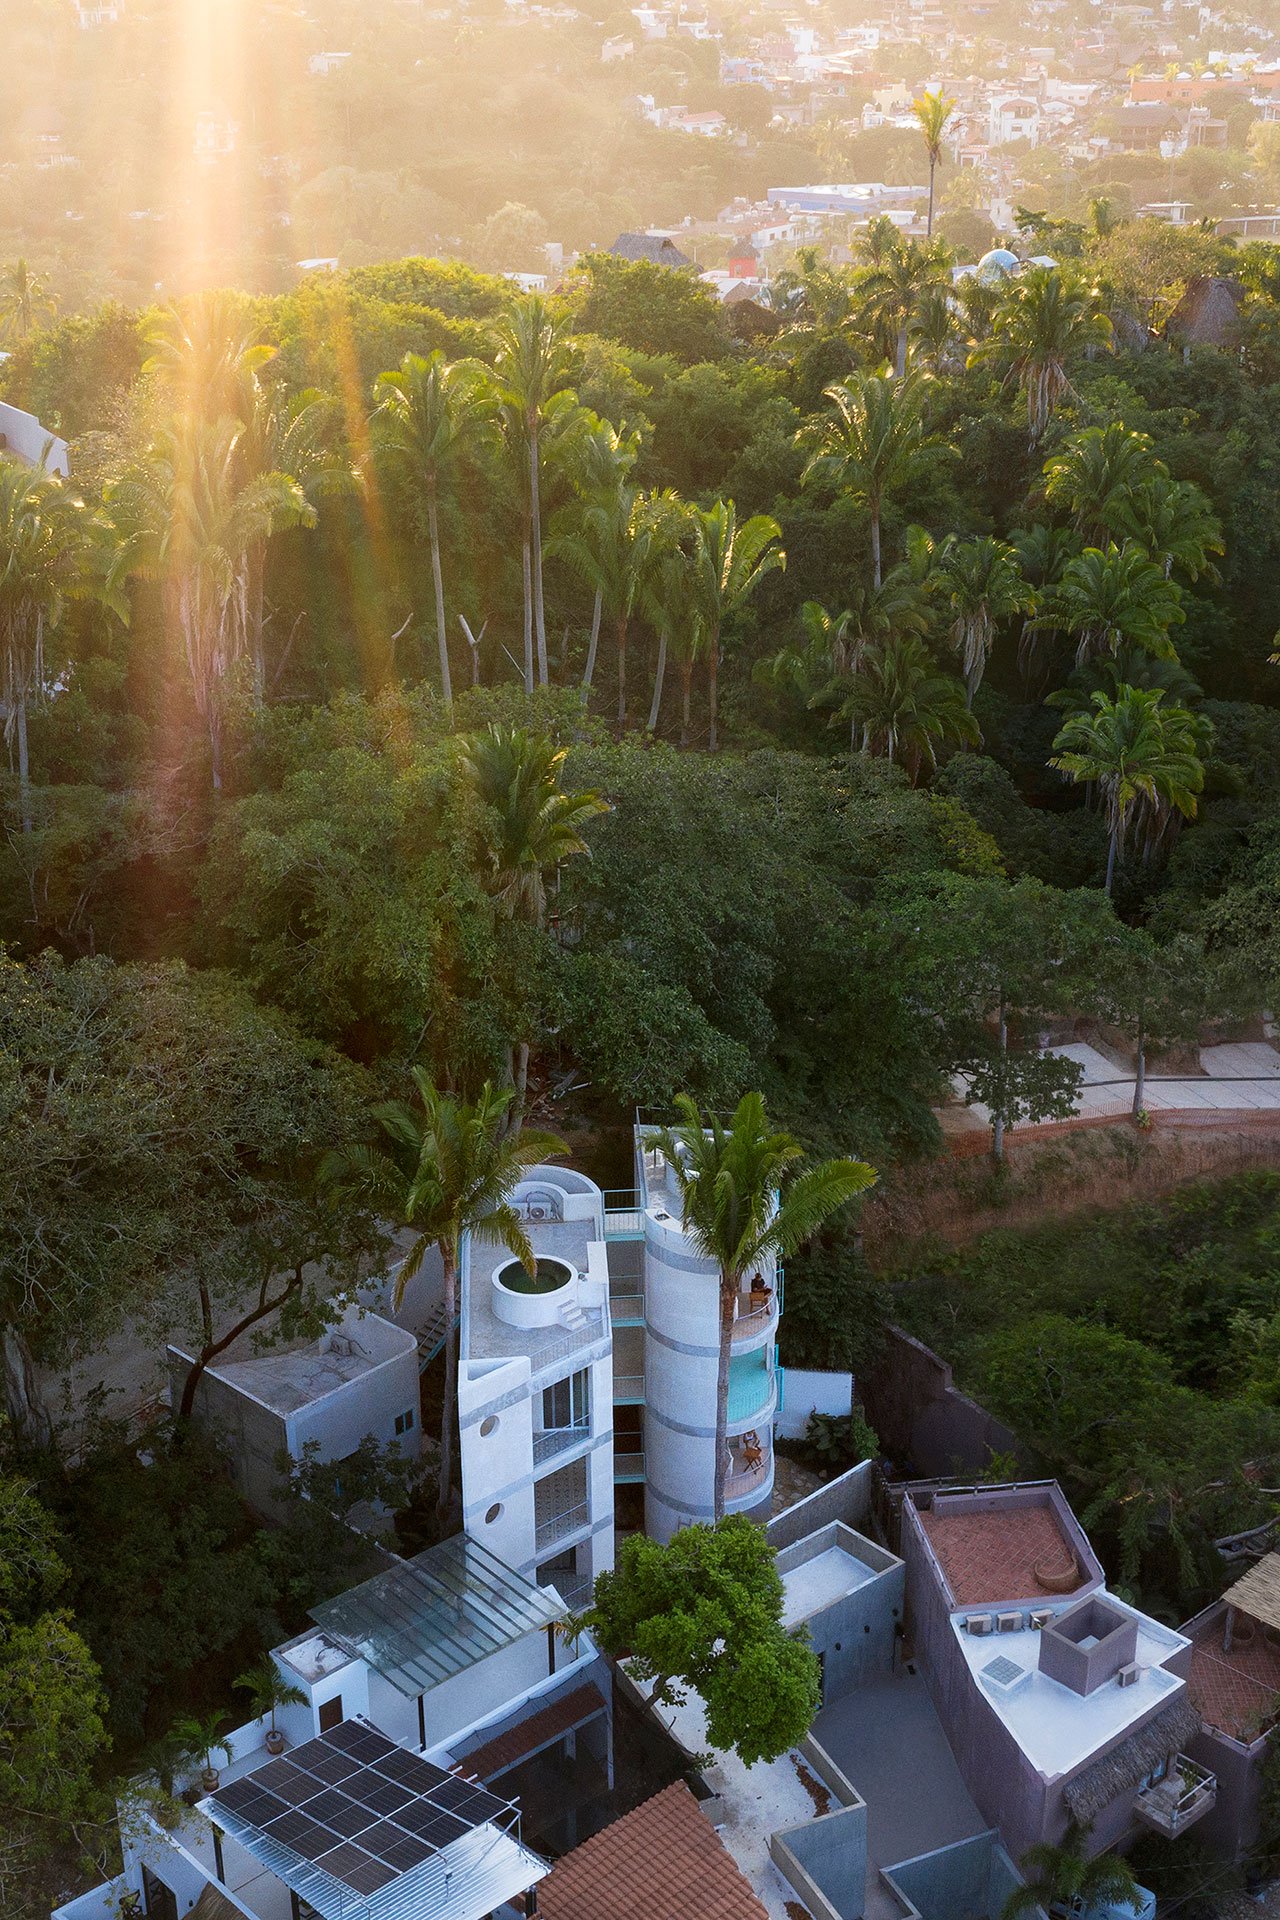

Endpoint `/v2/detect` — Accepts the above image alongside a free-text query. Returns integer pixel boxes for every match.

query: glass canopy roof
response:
[310,1535,565,1698]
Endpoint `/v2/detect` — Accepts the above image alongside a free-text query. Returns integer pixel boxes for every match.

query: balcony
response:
[727,1346,775,1429]
[614,1372,645,1404]
[1135,1755,1217,1837]
[603,1189,644,1240]
[535,1498,592,1551]
[614,1449,646,1482]
[533,1422,590,1466]
[609,1286,645,1326]
[724,1436,771,1506]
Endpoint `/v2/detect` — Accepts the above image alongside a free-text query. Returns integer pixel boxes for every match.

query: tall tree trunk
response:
[616,613,629,728]
[895,324,908,379]
[1,1324,53,1453]
[992,992,1007,1163]
[209,708,223,793]
[582,589,603,689]
[247,540,267,707]
[680,653,694,747]
[530,428,548,687]
[15,689,31,834]
[712,1275,735,1524]
[509,1039,530,1138]
[437,1248,459,1528]
[427,479,453,713]
[647,629,667,733]
[708,622,721,752]
[870,510,882,589]
[176,1269,304,1431]
[521,536,534,695]
[1132,1012,1146,1120]
[927,157,936,237]
[1105,824,1118,896]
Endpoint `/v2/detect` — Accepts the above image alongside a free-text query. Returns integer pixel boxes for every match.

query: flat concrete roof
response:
[950,1601,1189,1775]
[464,1220,606,1372]
[812,1671,985,1872]
[198,1318,414,1417]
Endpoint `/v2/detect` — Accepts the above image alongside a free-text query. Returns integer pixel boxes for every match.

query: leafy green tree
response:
[1034,544,1184,667]
[652,1092,875,1521]
[564,253,729,362]
[912,92,956,239]
[550,483,657,724]
[373,351,488,712]
[322,1073,565,1525]
[234,1656,307,1737]
[582,1516,822,1765]
[1003,1832,1142,1920]
[687,500,785,750]
[1050,686,1205,893]
[974,265,1113,444]
[801,368,941,587]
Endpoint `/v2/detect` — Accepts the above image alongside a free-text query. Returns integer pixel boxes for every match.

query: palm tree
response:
[937,535,1031,705]
[550,417,639,692]
[1050,685,1205,893]
[688,501,785,751]
[974,266,1113,444]
[841,631,980,777]
[0,258,57,346]
[801,368,940,588]
[143,291,275,428]
[234,1659,307,1751]
[766,574,931,748]
[910,287,957,371]
[460,723,608,927]
[108,418,314,787]
[1131,470,1222,581]
[549,484,656,725]
[856,238,951,376]
[322,1075,566,1526]
[1042,422,1157,545]
[638,491,698,735]
[652,1093,875,1523]
[1034,543,1183,667]
[373,351,487,712]
[1002,1834,1143,1920]
[0,462,104,830]
[491,296,576,689]
[912,91,957,237]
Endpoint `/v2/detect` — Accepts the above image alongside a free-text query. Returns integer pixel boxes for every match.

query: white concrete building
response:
[632,1129,781,1540]
[458,1169,617,1610]
[0,402,69,476]
[169,1307,422,1517]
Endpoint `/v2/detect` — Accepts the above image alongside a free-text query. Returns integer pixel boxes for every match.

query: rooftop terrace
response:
[464,1220,607,1376]
[918,1496,1089,1608]
[1187,1605,1280,1742]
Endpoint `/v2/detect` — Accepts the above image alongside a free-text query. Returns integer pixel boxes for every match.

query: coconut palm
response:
[143,291,275,428]
[912,91,957,237]
[550,417,639,691]
[1034,543,1184,667]
[801,368,941,587]
[856,238,951,376]
[1131,470,1222,581]
[1042,422,1158,545]
[490,296,576,689]
[1002,1834,1143,1920]
[460,723,608,927]
[549,483,656,725]
[910,287,958,371]
[0,462,106,830]
[108,418,314,787]
[766,574,931,748]
[372,351,488,712]
[322,1075,566,1526]
[1050,685,1205,893]
[0,258,57,346]
[652,1093,875,1523]
[975,265,1113,444]
[688,501,786,751]
[936,535,1031,705]
[840,631,980,777]
[637,491,698,736]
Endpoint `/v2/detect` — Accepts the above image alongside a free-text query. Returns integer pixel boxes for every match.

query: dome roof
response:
[977,247,1020,281]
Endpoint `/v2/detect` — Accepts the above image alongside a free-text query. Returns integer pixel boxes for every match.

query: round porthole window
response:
[485,1502,503,1524]
[480,1415,499,1437]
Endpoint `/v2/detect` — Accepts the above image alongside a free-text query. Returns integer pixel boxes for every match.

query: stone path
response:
[947,1040,1280,1133]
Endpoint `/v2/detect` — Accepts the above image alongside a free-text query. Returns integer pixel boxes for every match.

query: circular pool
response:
[491,1255,577,1328]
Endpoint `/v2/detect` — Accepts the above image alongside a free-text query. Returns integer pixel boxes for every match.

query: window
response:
[485,1502,503,1524]
[318,1695,344,1733]
[394,1409,415,1436]
[543,1369,590,1432]
[141,1867,178,1920]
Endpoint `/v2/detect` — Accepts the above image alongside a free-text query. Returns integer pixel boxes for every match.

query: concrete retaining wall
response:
[776,1368,854,1439]
[860,1328,1027,1480]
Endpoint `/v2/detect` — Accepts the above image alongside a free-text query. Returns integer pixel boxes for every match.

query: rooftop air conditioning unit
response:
[997,1611,1023,1634]
[966,1614,994,1635]
[1117,1662,1141,1687]
[1029,1608,1054,1631]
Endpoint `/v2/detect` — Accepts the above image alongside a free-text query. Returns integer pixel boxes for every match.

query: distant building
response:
[307,50,353,74]
[194,109,237,161]
[766,181,928,215]
[608,232,691,266]
[0,403,69,477]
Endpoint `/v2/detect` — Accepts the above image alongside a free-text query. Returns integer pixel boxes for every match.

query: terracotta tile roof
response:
[537,1781,769,1920]
[1188,1611,1280,1740]
[460,1683,606,1782]
[920,1503,1085,1607]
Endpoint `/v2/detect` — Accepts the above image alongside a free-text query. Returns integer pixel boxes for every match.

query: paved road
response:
[948,1040,1280,1133]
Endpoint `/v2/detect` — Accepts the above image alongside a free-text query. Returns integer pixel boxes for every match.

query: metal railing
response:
[609,1290,644,1324]
[613,1371,646,1403]
[533,1422,590,1466]
[614,1449,646,1482]
[1135,1755,1217,1837]
[535,1499,592,1550]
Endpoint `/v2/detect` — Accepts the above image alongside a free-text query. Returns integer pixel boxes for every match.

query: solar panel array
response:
[208,1721,515,1902]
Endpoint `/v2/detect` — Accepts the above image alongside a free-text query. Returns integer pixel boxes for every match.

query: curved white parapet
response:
[490,1256,578,1329]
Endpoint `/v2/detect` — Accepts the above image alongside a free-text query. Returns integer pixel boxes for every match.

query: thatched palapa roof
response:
[1063,1696,1201,1825]
[1221,1551,1280,1632]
